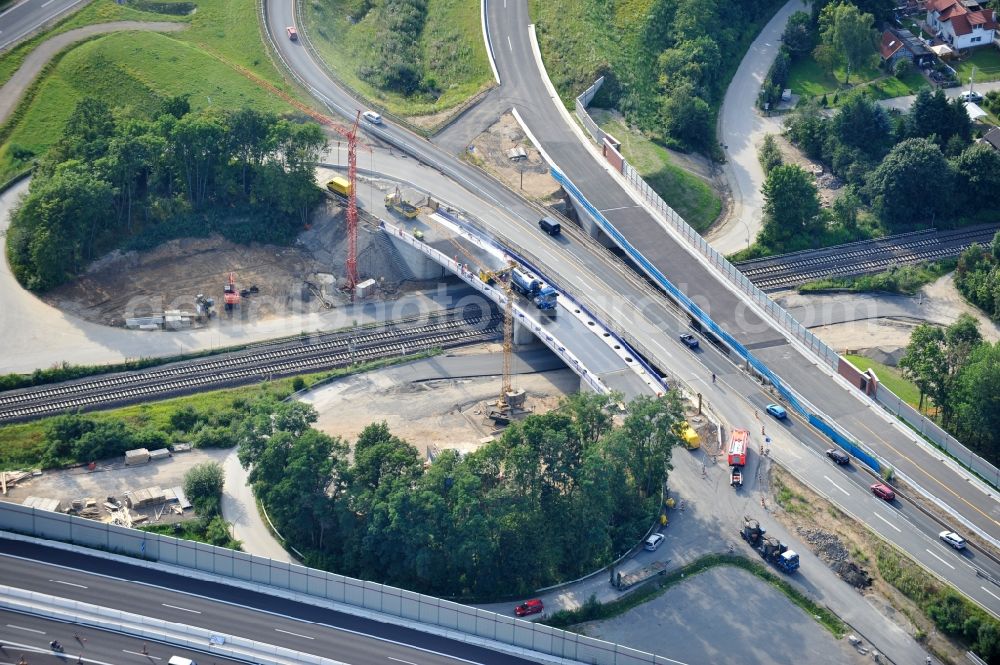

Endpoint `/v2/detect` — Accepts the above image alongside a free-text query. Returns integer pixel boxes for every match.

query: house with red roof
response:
[926,0,998,50]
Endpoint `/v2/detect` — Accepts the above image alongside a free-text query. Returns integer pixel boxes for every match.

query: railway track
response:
[0,307,501,423]
[735,223,1000,291]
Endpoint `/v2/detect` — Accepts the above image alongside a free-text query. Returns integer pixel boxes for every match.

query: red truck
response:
[727,428,750,467]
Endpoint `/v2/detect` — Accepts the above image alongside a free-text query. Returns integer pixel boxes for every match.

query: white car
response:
[644,533,665,551]
[939,530,966,550]
[362,110,382,125]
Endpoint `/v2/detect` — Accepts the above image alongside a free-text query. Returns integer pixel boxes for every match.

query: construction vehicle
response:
[739,516,799,573]
[728,427,750,488]
[223,272,240,311]
[326,177,350,198]
[194,294,215,321]
[385,187,419,218]
[510,268,558,312]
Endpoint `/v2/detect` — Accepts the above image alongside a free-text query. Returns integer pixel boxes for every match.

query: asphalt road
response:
[482,0,1000,546]
[0,608,241,665]
[0,0,87,51]
[0,542,539,665]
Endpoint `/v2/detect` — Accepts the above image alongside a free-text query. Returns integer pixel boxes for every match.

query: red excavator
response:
[223,272,240,311]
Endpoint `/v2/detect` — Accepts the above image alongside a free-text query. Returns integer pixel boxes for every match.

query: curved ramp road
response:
[0,21,185,124]
[482,0,1000,545]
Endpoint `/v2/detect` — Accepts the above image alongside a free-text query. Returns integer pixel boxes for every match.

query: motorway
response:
[0,609,241,665]
[0,0,86,51]
[0,541,538,665]
[481,0,1000,544]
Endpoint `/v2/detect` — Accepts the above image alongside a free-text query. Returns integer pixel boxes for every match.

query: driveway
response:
[709,0,803,255]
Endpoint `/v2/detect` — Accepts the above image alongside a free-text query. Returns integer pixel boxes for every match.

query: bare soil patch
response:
[42,197,415,327]
[465,112,562,202]
[772,133,845,207]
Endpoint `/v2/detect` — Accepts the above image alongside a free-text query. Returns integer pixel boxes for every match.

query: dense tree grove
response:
[955,235,1000,321]
[356,0,429,95]
[898,313,999,464]
[6,97,327,291]
[238,391,686,597]
[780,89,997,241]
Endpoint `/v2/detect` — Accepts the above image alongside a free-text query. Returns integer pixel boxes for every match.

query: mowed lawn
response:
[844,354,925,410]
[0,31,297,182]
[953,47,1000,84]
[593,110,721,232]
[302,0,492,118]
[786,53,925,103]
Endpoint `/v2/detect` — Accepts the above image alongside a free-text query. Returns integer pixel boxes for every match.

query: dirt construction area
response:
[41,197,415,327]
[302,344,578,457]
[466,112,563,203]
[1,448,230,525]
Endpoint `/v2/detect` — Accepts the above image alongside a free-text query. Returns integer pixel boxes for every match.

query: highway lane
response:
[0,0,87,51]
[0,608,241,665]
[483,0,1000,544]
[0,542,539,665]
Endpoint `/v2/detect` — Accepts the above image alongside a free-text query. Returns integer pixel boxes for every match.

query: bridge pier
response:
[383,230,448,280]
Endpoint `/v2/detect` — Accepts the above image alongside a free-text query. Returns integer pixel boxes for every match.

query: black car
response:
[679,333,699,349]
[826,448,850,465]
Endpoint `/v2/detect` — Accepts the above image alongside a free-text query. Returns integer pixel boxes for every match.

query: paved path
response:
[879,80,1000,112]
[709,0,802,255]
[0,21,184,126]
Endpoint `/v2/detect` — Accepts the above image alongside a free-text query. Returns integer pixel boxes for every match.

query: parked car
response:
[514,599,544,617]
[939,530,966,550]
[644,533,665,551]
[826,448,850,465]
[959,90,983,103]
[286,26,297,40]
[362,110,382,125]
[871,483,895,501]
[679,333,699,349]
[765,403,787,420]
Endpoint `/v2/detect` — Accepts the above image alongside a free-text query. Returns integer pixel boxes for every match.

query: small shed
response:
[965,101,988,122]
[171,443,192,453]
[125,448,150,466]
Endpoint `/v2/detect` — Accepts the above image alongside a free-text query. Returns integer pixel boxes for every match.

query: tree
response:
[832,185,861,231]
[940,314,984,425]
[952,143,1000,204]
[865,138,952,229]
[758,134,783,175]
[953,341,1000,463]
[905,89,971,150]
[761,165,822,242]
[782,11,814,53]
[898,324,947,413]
[785,101,827,159]
[830,94,892,160]
[662,83,713,151]
[184,462,226,515]
[816,1,877,84]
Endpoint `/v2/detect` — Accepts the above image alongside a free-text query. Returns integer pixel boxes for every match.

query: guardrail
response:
[0,506,678,665]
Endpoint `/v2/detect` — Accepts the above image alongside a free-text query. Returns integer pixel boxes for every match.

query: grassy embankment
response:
[844,353,923,409]
[0,0,310,182]
[301,0,492,120]
[797,261,955,295]
[592,110,722,233]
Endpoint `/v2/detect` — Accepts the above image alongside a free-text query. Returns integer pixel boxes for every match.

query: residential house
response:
[980,126,1000,151]
[926,0,998,50]
[879,27,936,66]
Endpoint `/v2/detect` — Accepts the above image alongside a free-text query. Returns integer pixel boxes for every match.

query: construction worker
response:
[711,373,716,383]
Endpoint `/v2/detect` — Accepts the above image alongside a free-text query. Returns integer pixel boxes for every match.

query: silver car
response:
[939,531,966,550]
[644,533,665,551]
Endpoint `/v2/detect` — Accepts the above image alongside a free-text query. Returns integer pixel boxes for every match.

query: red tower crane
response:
[333,111,362,291]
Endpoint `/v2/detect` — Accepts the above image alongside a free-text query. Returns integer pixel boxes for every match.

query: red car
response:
[871,483,895,501]
[514,599,543,617]
[286,26,298,40]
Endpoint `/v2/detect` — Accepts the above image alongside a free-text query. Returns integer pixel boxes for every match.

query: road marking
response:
[873,512,901,532]
[507,35,512,51]
[123,650,161,660]
[924,549,955,570]
[40,0,54,6]
[823,475,850,496]
[162,603,201,614]
[983,586,1000,603]
[275,628,314,639]
[50,579,88,588]
[7,624,45,634]
[388,658,418,665]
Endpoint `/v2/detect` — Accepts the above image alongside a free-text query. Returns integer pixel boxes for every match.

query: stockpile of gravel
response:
[797,528,872,589]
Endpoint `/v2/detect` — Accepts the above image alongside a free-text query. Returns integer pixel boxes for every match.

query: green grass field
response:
[301,0,492,119]
[0,31,298,182]
[593,110,721,232]
[845,354,924,409]
[953,47,1000,84]
[786,53,925,103]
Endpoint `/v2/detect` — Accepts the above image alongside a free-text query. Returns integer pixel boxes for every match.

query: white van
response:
[168,657,196,665]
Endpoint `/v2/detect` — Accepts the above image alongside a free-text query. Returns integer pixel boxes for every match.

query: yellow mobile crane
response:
[446,236,516,418]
